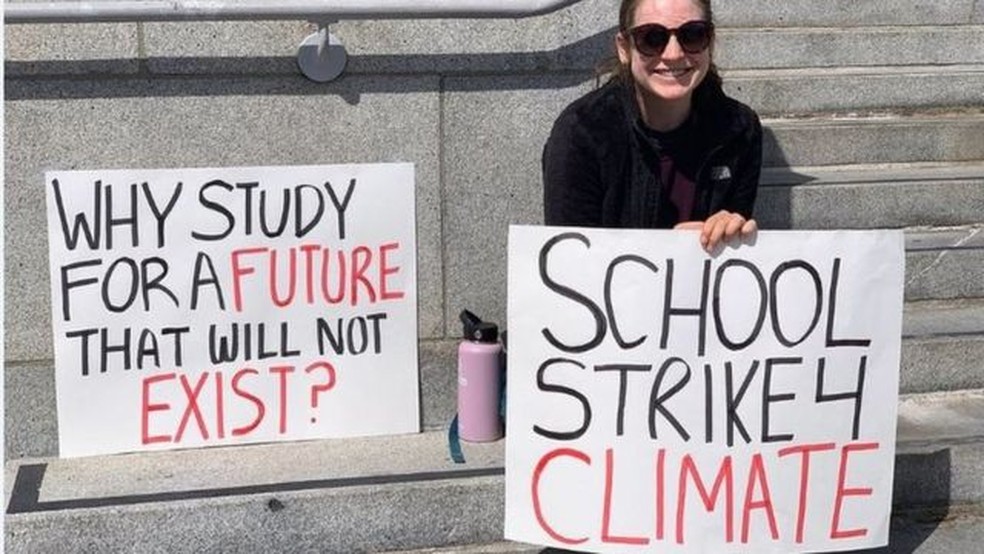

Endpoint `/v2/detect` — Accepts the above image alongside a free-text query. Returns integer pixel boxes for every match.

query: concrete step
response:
[900,298,984,393]
[724,65,984,117]
[757,163,984,228]
[905,227,984,301]
[718,26,984,70]
[390,506,984,553]
[762,114,984,167]
[6,389,983,553]
[7,297,984,460]
[714,0,982,28]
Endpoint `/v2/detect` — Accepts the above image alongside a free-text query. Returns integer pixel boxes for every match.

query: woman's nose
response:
[661,34,686,60]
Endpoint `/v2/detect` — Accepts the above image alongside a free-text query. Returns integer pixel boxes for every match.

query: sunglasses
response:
[626,20,714,57]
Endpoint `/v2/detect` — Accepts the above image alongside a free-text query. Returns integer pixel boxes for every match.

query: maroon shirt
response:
[641,116,700,226]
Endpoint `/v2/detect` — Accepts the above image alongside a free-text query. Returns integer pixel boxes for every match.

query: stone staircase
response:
[4,0,984,551]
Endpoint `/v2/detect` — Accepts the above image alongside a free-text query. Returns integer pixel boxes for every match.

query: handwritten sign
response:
[46,163,419,458]
[505,226,903,553]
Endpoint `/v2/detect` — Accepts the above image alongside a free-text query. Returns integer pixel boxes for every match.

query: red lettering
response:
[231,368,265,436]
[531,448,590,546]
[269,247,298,308]
[141,372,176,444]
[741,453,779,543]
[231,247,266,312]
[601,448,649,545]
[831,442,879,539]
[230,245,404,310]
[379,242,404,300]
[174,372,210,442]
[269,365,295,434]
[321,248,346,303]
[677,454,734,544]
[779,442,836,543]
[215,371,226,439]
[300,243,320,303]
[655,448,666,540]
[350,245,377,306]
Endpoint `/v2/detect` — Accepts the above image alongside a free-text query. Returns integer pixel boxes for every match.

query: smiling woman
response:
[542,0,762,252]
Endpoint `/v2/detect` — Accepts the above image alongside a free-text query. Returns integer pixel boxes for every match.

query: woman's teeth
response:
[655,68,693,77]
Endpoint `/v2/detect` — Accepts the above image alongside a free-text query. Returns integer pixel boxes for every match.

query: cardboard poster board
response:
[46,163,419,458]
[506,226,904,553]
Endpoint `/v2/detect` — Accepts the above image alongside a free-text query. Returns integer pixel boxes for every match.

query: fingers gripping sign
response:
[676,211,758,253]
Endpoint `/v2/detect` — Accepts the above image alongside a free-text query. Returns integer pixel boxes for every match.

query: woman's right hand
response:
[675,210,757,252]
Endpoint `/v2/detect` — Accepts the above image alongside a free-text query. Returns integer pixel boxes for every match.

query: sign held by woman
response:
[506,226,904,553]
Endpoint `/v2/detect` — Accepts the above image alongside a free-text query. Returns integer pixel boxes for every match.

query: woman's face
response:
[617,0,712,107]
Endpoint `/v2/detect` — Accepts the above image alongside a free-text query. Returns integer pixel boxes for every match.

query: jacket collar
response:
[615,77,739,148]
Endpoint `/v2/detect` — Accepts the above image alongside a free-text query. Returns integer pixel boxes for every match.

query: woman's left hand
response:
[675,210,757,252]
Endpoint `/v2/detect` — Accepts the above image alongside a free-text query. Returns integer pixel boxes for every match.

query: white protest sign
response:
[47,163,418,458]
[506,226,904,553]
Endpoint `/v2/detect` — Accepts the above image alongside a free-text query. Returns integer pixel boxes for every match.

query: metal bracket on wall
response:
[297,21,347,83]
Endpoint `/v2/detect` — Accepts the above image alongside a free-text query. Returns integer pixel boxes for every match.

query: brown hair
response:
[597,0,722,90]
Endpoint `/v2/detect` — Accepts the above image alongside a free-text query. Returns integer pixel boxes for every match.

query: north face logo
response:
[710,166,732,180]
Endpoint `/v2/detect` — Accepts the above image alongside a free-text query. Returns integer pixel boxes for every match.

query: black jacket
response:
[542,77,762,228]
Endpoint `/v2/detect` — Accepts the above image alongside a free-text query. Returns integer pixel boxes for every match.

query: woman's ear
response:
[615,32,631,66]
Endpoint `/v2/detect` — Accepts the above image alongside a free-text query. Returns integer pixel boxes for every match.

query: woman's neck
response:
[636,89,692,132]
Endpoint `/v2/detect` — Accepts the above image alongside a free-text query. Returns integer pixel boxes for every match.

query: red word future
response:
[230,242,404,311]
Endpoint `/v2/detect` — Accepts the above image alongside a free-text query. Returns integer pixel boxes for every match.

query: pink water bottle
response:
[457,310,504,442]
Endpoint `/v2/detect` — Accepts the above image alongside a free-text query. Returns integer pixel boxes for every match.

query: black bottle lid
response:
[460,309,499,343]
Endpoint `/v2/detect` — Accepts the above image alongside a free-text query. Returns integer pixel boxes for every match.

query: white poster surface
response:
[47,163,419,457]
[506,226,904,553]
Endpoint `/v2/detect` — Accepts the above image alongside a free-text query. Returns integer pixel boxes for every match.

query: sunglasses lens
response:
[629,21,712,56]
[677,21,712,53]
[634,25,670,57]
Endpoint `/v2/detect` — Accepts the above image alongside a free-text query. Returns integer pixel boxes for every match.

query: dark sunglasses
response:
[627,20,714,57]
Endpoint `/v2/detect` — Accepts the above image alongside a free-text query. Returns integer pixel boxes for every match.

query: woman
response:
[543,0,761,252]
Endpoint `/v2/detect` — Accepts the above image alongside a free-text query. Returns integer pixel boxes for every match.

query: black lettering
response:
[533,358,592,441]
[101,257,139,313]
[259,188,290,237]
[105,183,139,249]
[140,257,179,310]
[276,322,299,358]
[191,252,225,310]
[825,259,872,348]
[704,363,713,443]
[648,357,692,441]
[595,364,651,436]
[815,356,867,440]
[365,313,387,354]
[161,326,189,366]
[65,328,98,376]
[325,178,356,240]
[770,261,822,347]
[100,327,132,372]
[192,180,234,241]
[604,255,659,350]
[208,323,239,363]
[60,259,102,321]
[142,181,182,248]
[660,259,710,356]
[725,360,758,446]
[51,178,101,250]
[136,328,160,369]
[295,184,325,237]
[713,259,767,351]
[237,182,259,236]
[317,317,344,355]
[348,317,368,355]
[539,233,607,353]
[762,357,799,443]
[257,323,278,359]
